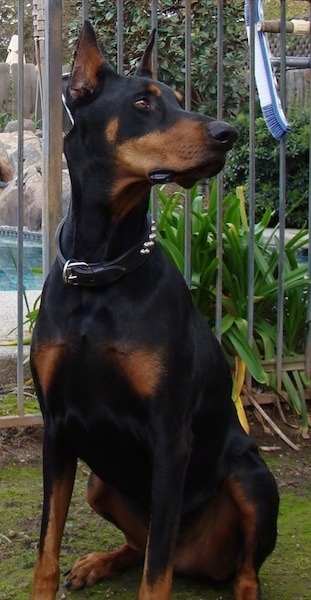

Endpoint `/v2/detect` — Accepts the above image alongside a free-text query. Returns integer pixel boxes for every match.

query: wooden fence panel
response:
[287,69,311,112]
[0,63,39,119]
[10,63,38,119]
[0,63,10,112]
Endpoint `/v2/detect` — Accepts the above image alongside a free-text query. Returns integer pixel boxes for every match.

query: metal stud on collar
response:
[140,220,157,255]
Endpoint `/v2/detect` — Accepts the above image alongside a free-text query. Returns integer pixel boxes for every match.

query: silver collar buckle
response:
[62,259,92,285]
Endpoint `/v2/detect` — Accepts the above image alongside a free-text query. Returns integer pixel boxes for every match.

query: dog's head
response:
[66,21,237,217]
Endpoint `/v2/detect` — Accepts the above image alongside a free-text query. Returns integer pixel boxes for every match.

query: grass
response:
[0,449,311,600]
[0,394,39,417]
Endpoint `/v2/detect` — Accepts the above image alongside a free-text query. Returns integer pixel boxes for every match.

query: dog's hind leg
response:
[230,478,262,600]
[32,429,77,600]
[64,474,146,590]
[173,457,278,600]
[230,461,279,600]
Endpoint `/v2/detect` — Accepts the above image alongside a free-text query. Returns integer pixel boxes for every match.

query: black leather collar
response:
[55,214,156,287]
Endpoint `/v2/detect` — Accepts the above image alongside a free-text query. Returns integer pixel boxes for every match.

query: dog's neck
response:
[56,209,156,287]
[63,135,152,263]
[64,196,151,262]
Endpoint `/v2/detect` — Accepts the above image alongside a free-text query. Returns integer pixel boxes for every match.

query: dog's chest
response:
[34,334,165,399]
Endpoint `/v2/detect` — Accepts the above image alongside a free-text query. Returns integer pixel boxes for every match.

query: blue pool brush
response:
[244,0,290,140]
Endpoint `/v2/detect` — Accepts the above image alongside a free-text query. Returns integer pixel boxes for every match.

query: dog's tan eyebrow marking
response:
[174,90,183,104]
[105,117,119,143]
[147,83,162,96]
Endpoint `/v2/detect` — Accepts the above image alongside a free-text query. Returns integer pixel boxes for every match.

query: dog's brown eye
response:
[135,98,150,110]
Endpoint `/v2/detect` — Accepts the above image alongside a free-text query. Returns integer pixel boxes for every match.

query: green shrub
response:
[157,182,310,435]
[0,109,10,132]
[68,0,248,118]
[223,111,310,228]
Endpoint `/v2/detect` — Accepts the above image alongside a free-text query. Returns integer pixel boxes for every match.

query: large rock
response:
[0,130,42,182]
[4,119,37,134]
[0,140,11,182]
[0,166,42,230]
[0,130,70,231]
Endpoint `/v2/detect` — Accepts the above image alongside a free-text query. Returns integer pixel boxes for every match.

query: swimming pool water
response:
[0,239,42,291]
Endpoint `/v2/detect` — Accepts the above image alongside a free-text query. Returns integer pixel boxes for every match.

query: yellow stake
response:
[232,355,250,434]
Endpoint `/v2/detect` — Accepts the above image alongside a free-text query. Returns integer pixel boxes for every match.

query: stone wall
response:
[0,120,70,231]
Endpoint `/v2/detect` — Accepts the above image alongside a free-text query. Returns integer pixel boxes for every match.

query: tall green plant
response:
[156,183,310,436]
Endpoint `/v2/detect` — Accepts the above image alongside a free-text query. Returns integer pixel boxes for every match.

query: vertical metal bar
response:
[150,0,158,221]
[33,1,45,130]
[82,0,89,21]
[184,0,191,287]
[17,0,24,415]
[306,1,311,378]
[117,0,124,74]
[246,0,256,387]
[151,0,158,77]
[42,1,63,276]
[216,0,224,122]
[215,0,224,341]
[276,0,287,390]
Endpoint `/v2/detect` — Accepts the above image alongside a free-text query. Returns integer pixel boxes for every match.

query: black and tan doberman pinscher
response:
[31,21,279,600]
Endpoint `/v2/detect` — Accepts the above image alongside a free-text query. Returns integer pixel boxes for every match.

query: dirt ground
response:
[1,402,311,476]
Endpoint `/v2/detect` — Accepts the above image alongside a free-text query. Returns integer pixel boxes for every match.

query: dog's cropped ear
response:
[68,20,113,102]
[135,29,156,78]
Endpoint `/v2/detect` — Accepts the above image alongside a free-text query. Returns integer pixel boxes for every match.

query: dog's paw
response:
[64,552,111,590]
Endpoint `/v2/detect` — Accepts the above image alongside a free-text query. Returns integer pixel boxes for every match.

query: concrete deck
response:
[0,290,40,385]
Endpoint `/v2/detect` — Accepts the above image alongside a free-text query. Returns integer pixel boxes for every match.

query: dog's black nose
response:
[207,121,238,150]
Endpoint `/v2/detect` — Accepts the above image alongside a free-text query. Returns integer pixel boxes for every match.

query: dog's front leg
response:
[139,427,192,600]
[32,427,77,600]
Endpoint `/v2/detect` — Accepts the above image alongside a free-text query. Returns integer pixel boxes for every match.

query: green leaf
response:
[281,371,302,414]
[226,328,267,383]
[157,238,184,272]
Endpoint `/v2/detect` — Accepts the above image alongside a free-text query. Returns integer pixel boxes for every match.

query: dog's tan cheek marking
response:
[114,118,208,174]
[32,344,64,395]
[110,119,209,219]
[105,117,119,143]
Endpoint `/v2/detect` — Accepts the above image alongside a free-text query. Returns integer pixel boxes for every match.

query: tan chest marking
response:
[32,343,65,395]
[108,346,164,398]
